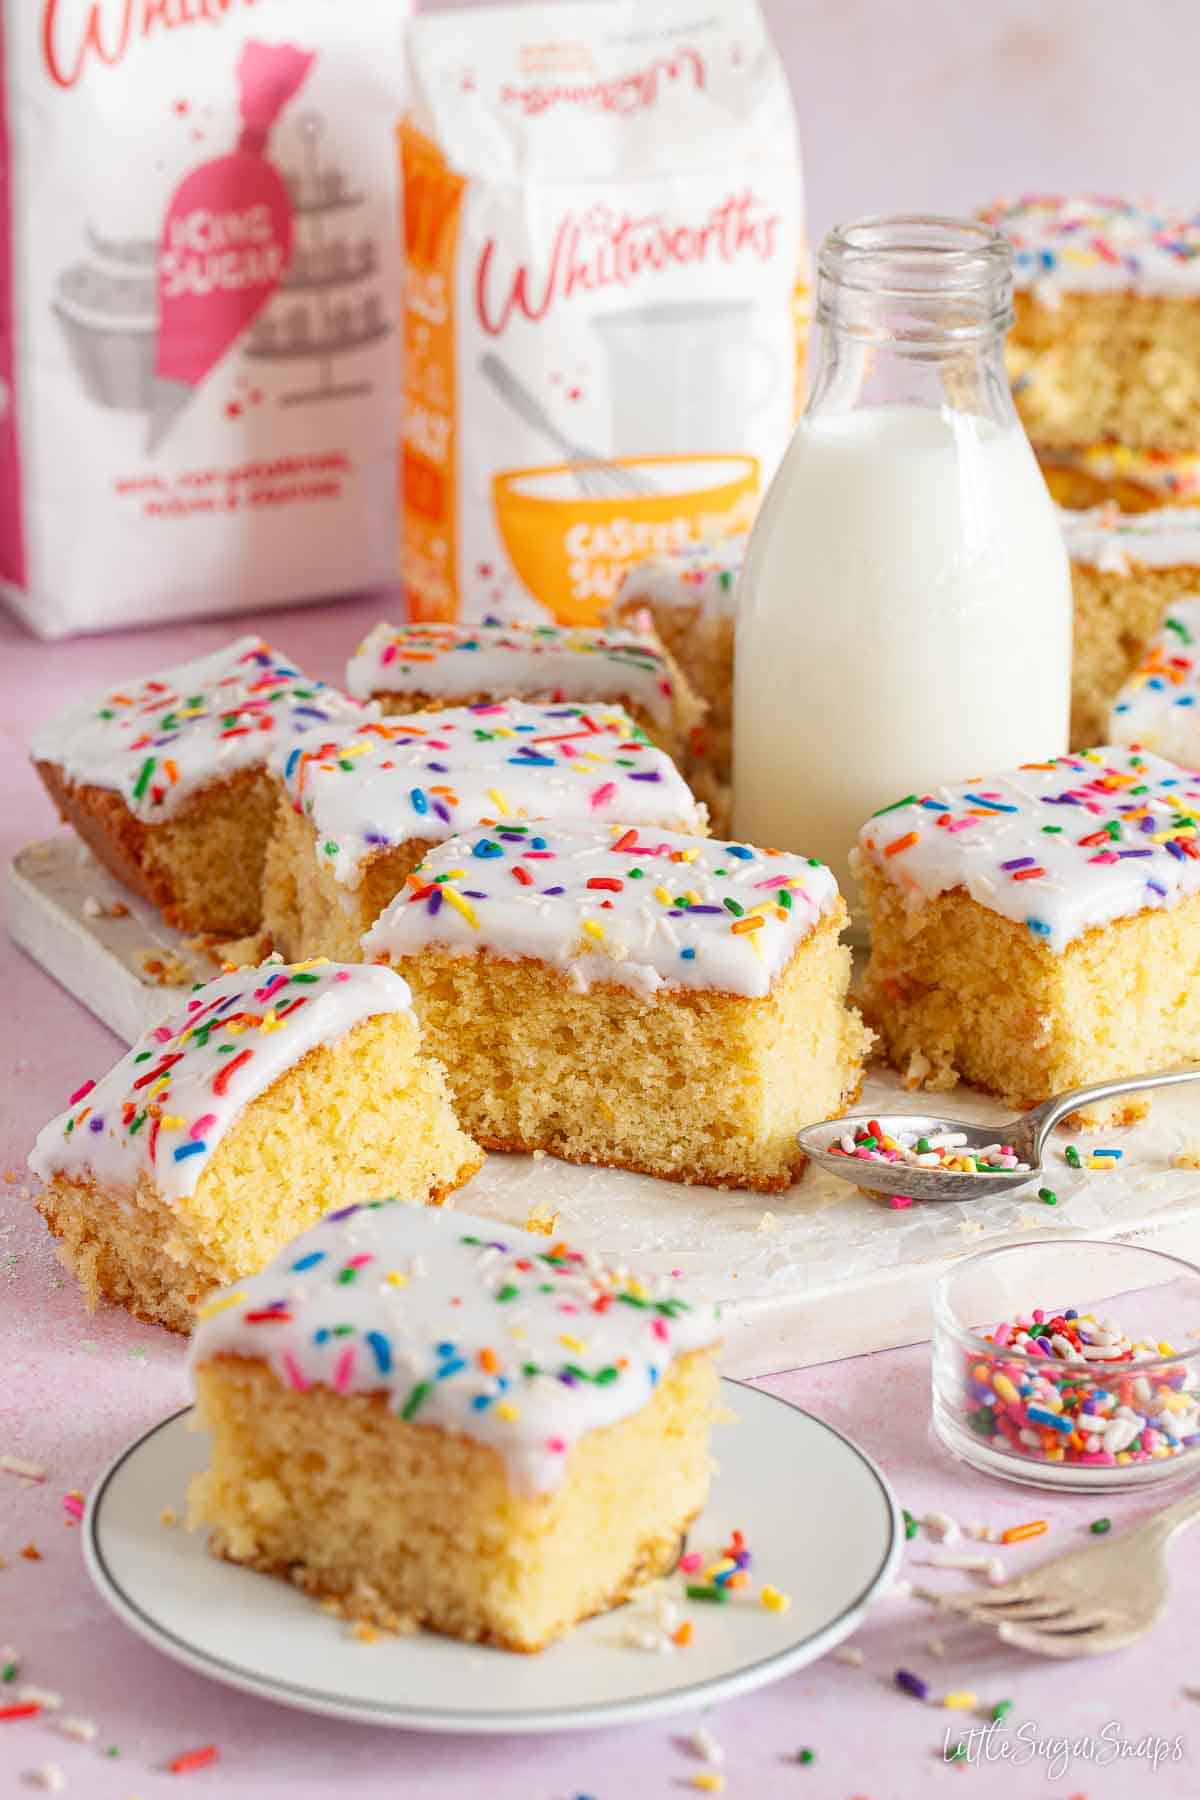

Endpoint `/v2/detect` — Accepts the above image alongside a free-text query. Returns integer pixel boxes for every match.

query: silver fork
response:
[931,1486,1200,1656]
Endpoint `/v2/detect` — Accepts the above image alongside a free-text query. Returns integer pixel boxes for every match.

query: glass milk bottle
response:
[733,216,1071,899]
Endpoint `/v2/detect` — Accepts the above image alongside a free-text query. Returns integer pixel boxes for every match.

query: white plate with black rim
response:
[83,1380,902,1733]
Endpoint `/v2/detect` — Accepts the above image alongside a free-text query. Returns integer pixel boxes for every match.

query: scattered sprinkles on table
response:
[981,195,1200,297]
[955,1306,1200,1471]
[830,1121,1031,1178]
[273,700,706,890]
[345,617,683,729]
[363,823,841,999]
[189,1202,721,1492]
[30,637,369,822]
[28,961,415,1203]
[1109,595,1200,764]
[857,747,1200,953]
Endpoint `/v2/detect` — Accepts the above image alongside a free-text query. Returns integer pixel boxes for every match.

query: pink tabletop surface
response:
[2,600,1199,1800]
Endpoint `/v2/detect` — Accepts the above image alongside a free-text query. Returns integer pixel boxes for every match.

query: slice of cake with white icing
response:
[364,823,870,1191]
[608,542,744,833]
[345,618,704,767]
[31,637,370,938]
[1065,506,1200,746]
[857,747,1200,1125]
[982,196,1200,511]
[1110,596,1200,764]
[262,701,707,962]
[187,1200,722,1651]
[29,962,481,1333]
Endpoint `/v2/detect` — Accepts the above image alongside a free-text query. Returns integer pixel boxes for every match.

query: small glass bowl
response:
[932,1239,1200,1491]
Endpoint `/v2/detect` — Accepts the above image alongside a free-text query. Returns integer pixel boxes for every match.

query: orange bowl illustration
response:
[492,453,759,627]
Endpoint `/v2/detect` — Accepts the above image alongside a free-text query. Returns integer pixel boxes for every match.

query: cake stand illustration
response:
[244,112,390,407]
[53,227,158,413]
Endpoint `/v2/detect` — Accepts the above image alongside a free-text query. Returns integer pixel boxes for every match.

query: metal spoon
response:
[796,1067,1200,1202]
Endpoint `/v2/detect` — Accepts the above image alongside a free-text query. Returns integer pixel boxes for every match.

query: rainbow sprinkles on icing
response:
[363,823,839,998]
[857,748,1200,953]
[981,196,1200,297]
[346,619,680,726]
[615,541,744,616]
[28,962,414,1202]
[189,1201,721,1492]
[1110,600,1200,764]
[275,701,706,889]
[30,636,368,822]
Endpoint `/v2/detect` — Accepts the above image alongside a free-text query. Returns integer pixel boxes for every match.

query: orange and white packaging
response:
[400,0,805,628]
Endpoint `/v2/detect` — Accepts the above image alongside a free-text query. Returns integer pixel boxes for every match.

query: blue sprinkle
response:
[680,947,697,960]
[173,1140,206,1161]
[366,1331,392,1375]
[436,1341,456,1355]
[470,1393,493,1411]
[723,844,755,859]
[1026,917,1052,937]
[284,747,302,781]
[508,753,555,767]
[291,1250,326,1272]
[437,1356,468,1379]
[531,836,548,850]
[315,1327,331,1344]
[473,839,502,858]
[410,787,429,814]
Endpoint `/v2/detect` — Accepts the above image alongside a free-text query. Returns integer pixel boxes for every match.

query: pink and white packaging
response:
[0,0,408,638]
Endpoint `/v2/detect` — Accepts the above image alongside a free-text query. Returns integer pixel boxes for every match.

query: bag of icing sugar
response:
[1,1,408,638]
[400,0,805,628]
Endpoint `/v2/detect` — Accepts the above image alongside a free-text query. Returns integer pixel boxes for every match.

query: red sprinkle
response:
[0,1703,41,1720]
[243,1310,293,1325]
[586,877,623,892]
[68,1079,96,1106]
[1010,866,1048,881]
[212,1048,253,1096]
[169,1744,220,1774]
[511,865,534,886]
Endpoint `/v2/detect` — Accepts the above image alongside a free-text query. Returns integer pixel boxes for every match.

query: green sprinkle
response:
[1038,1187,1058,1206]
[323,840,338,856]
[991,1700,1012,1723]
[968,1407,996,1436]
[133,1050,153,1063]
[290,971,320,984]
[496,1283,519,1303]
[521,1361,541,1378]
[916,1137,931,1154]
[859,1136,878,1151]
[337,1267,358,1284]
[617,1291,649,1309]
[947,1744,968,1764]
[627,867,644,879]
[686,1583,728,1604]
[778,889,793,910]
[104,1746,120,1759]
[796,1748,816,1766]
[98,707,115,719]
[870,794,917,818]
[903,1508,919,1539]
[401,1380,431,1421]
[1090,1517,1112,1534]
[128,1111,147,1135]
[723,897,744,916]
[593,1366,620,1386]
[1041,824,1063,833]
[338,758,356,772]
[1065,1145,1082,1169]
[806,857,822,868]
[131,756,156,800]
[1,1662,16,1683]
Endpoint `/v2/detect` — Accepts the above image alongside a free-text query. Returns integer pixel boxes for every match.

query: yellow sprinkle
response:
[1158,1341,1178,1356]
[292,958,330,972]
[494,1402,520,1422]
[493,727,516,739]
[654,886,673,906]
[385,1271,408,1289]
[707,1558,737,1579]
[690,1776,726,1794]
[993,1373,1019,1404]
[258,1009,281,1034]
[942,1691,978,1710]
[683,889,701,906]
[226,1019,246,1036]
[442,887,480,929]
[340,740,371,758]
[159,1115,186,1130]
[581,919,605,940]
[760,1585,791,1613]
[559,1334,584,1352]
[196,1290,247,1322]
[487,787,510,817]
[625,1278,647,1298]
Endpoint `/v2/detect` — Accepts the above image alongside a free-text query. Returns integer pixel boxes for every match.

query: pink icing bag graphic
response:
[148,41,314,452]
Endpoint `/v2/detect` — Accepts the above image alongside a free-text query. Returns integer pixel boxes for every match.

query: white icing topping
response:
[982,195,1200,298]
[346,619,678,727]
[364,823,840,998]
[857,748,1200,953]
[613,541,743,618]
[1062,503,1200,573]
[274,701,705,889]
[29,962,413,1202]
[1110,598,1200,765]
[31,638,370,823]
[189,1202,721,1492]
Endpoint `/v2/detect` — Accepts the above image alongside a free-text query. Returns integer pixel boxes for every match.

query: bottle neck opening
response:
[817,214,1013,348]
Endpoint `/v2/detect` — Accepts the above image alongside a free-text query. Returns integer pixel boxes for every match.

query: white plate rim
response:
[83,1381,903,1734]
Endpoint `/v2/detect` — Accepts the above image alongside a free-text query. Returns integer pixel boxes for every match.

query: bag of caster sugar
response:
[400,0,805,628]
[0,0,408,638]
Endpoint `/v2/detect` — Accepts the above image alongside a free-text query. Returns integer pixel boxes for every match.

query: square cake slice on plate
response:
[29,961,481,1332]
[857,748,1200,1126]
[188,1201,721,1652]
[345,618,705,768]
[364,823,870,1191]
[262,701,707,963]
[31,637,370,938]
